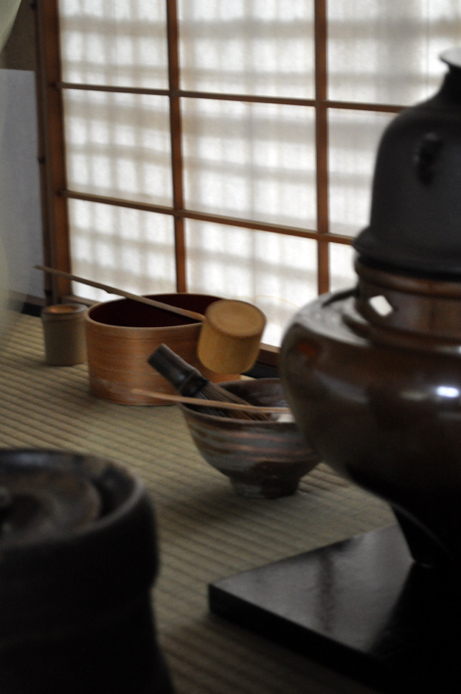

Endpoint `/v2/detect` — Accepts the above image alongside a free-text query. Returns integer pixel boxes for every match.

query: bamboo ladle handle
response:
[35,265,267,374]
[35,265,205,322]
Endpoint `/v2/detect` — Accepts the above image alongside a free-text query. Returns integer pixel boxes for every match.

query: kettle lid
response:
[354,49,461,277]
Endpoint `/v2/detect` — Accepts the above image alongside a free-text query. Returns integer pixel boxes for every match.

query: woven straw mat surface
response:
[0,312,394,694]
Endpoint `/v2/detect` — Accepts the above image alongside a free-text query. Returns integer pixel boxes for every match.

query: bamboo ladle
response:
[35,265,266,374]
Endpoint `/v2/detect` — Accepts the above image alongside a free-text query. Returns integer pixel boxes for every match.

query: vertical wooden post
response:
[314,0,329,295]
[166,0,187,293]
[35,0,71,301]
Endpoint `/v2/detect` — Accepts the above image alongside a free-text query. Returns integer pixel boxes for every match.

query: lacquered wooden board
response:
[210,525,461,694]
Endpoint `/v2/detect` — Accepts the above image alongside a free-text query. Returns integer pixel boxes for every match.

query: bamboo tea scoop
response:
[35,265,266,374]
[131,388,291,417]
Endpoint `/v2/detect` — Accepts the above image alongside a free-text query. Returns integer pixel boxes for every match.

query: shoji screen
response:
[53,0,461,348]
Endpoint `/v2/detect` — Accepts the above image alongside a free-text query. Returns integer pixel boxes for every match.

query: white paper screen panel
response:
[178,0,315,98]
[68,199,176,302]
[63,90,172,206]
[58,0,169,89]
[328,0,461,105]
[329,243,356,293]
[182,99,317,229]
[185,220,317,346]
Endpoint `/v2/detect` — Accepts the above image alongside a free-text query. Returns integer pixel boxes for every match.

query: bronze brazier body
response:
[281,49,461,572]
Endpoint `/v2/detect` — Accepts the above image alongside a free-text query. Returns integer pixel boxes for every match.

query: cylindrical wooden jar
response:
[42,303,87,366]
[85,293,238,405]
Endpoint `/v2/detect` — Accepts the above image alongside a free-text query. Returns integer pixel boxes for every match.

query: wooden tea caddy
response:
[209,49,461,693]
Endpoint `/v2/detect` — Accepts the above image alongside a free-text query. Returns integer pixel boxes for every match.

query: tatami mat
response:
[0,312,394,694]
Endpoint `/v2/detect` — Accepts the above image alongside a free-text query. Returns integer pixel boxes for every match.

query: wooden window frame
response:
[34,0,402,367]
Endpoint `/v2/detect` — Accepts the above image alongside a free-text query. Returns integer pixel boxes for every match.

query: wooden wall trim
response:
[35,0,71,301]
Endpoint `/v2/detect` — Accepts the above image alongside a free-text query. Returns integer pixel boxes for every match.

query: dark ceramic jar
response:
[0,449,173,694]
[281,51,461,572]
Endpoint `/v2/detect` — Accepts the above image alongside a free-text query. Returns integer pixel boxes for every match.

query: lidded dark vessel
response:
[281,49,461,571]
[0,449,173,694]
[354,47,461,277]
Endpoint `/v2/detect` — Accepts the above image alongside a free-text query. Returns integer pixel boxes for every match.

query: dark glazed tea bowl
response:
[180,378,320,499]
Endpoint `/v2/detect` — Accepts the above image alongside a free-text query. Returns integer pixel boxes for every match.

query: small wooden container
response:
[42,303,87,366]
[85,293,238,405]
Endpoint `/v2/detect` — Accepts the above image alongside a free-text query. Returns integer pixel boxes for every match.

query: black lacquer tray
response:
[209,525,461,694]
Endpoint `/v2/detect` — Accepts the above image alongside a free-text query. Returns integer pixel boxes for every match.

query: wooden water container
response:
[85,293,237,405]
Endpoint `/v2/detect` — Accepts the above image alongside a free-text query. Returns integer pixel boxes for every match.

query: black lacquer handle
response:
[414,131,443,183]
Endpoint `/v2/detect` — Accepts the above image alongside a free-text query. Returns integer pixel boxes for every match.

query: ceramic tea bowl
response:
[180,378,320,499]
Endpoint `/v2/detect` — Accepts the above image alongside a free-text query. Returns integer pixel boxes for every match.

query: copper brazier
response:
[281,49,461,572]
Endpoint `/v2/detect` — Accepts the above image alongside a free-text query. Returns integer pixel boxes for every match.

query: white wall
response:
[0,68,44,303]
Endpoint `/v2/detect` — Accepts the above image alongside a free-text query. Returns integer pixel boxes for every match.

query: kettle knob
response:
[413,131,443,183]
